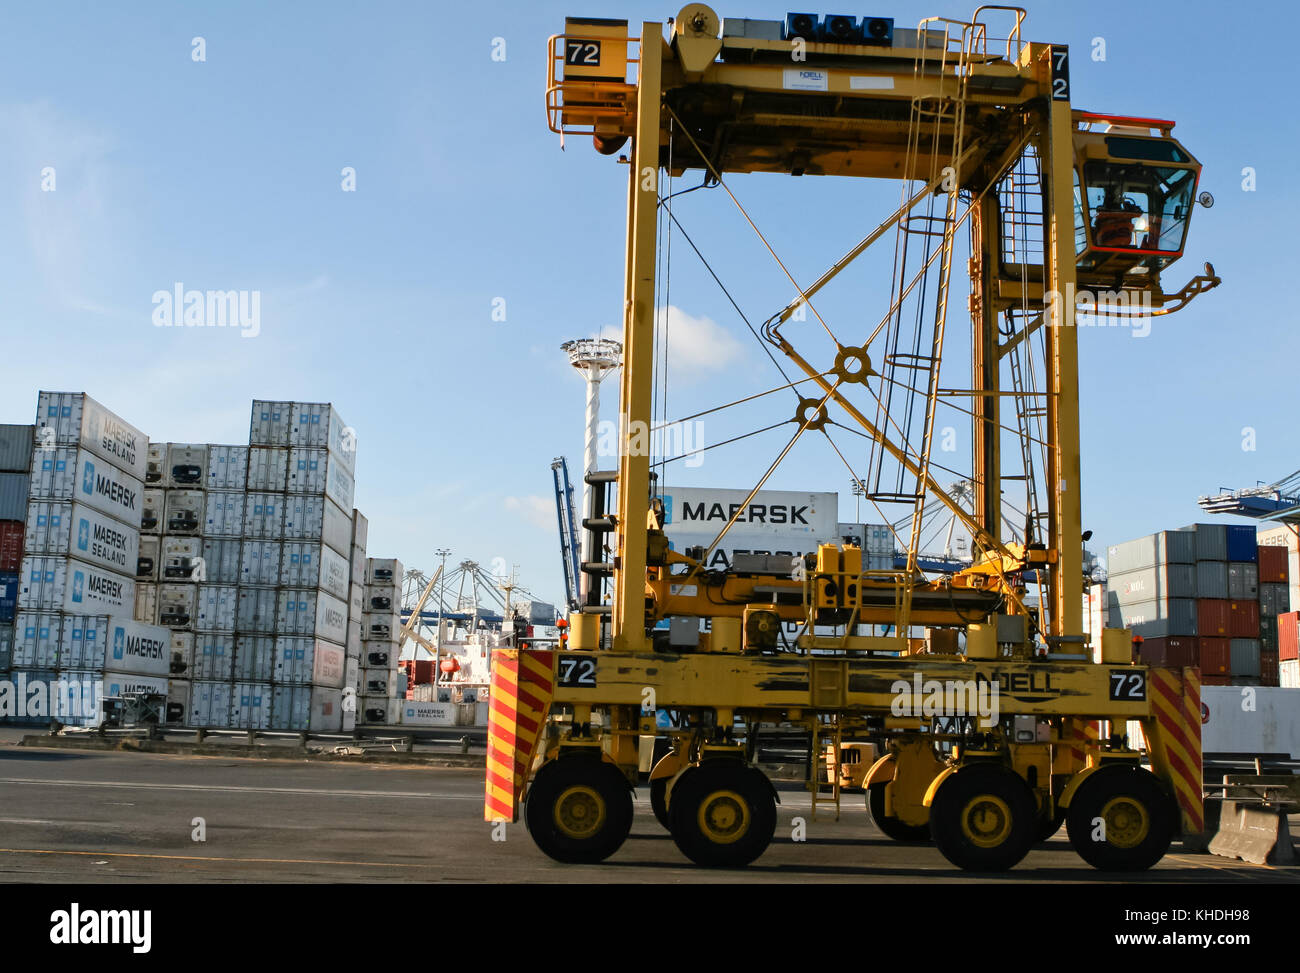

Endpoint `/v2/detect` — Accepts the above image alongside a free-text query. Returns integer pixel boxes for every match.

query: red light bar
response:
[1076,111,1176,130]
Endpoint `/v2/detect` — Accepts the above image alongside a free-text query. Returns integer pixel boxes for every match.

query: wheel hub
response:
[697,789,751,844]
[960,794,1014,848]
[553,784,607,839]
[1100,796,1149,849]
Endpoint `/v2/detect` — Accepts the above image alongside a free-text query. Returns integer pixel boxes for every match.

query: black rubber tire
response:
[929,764,1037,872]
[669,761,776,868]
[1065,766,1176,871]
[868,782,931,842]
[650,777,671,831]
[524,756,633,864]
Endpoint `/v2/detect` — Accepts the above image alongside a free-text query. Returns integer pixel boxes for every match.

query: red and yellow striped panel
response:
[484,648,555,823]
[1066,719,1101,767]
[1142,667,1203,834]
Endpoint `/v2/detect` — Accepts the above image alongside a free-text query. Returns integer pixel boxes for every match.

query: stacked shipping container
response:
[9,393,172,725]
[1107,522,1288,686]
[0,424,35,673]
[359,556,403,725]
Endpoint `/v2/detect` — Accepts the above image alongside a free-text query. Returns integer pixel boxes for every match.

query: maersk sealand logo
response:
[77,518,90,551]
[72,570,85,603]
[81,460,96,495]
[113,627,125,661]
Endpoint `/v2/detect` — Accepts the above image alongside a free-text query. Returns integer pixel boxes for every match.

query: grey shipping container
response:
[1227,562,1259,600]
[249,401,293,447]
[1261,583,1290,616]
[0,473,30,520]
[0,425,35,473]
[1229,638,1262,677]
[1107,595,1197,638]
[1190,523,1228,562]
[1108,563,1195,607]
[1106,531,1196,575]
[1195,561,1228,599]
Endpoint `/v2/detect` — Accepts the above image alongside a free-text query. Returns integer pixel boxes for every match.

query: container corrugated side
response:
[205,445,248,491]
[239,540,281,586]
[1190,523,1228,562]
[249,400,293,448]
[270,684,310,730]
[275,588,348,643]
[17,555,135,615]
[351,509,369,550]
[241,493,284,539]
[289,402,356,475]
[282,495,350,556]
[287,447,355,511]
[308,686,343,732]
[199,538,241,584]
[35,391,148,481]
[25,501,139,577]
[246,447,289,492]
[271,637,345,687]
[193,635,235,680]
[189,679,233,728]
[28,447,144,529]
[13,612,63,667]
[233,636,274,681]
[1105,530,1196,575]
[1107,596,1197,638]
[203,491,245,538]
[1281,659,1300,689]
[233,680,272,729]
[1107,563,1195,607]
[1227,562,1259,600]
[1226,524,1257,563]
[1229,638,1262,677]
[1194,561,1228,599]
[280,542,350,600]
[0,473,30,520]
[195,584,238,633]
[236,587,278,634]
[0,425,35,473]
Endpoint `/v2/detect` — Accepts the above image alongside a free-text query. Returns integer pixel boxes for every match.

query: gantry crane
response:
[486,5,1219,872]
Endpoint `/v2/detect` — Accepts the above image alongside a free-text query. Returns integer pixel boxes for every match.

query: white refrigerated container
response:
[35,391,148,481]
[17,555,135,615]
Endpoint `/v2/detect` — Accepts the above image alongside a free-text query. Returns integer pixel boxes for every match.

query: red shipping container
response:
[1197,599,1231,637]
[1229,600,1260,638]
[1199,637,1231,675]
[1203,674,1232,686]
[1138,636,1198,668]
[1261,650,1280,687]
[1280,611,1300,661]
[0,520,22,573]
[1259,544,1290,583]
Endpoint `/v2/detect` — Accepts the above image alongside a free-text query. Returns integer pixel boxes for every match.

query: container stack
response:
[1256,534,1292,687]
[1107,523,1282,686]
[0,424,35,673]
[359,556,403,725]
[10,392,171,725]
[343,509,368,733]
[1280,611,1300,688]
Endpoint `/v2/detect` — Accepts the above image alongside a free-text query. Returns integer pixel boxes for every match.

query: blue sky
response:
[0,1,1293,608]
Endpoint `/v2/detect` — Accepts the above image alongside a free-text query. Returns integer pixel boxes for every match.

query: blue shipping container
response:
[0,571,17,621]
[1226,524,1258,563]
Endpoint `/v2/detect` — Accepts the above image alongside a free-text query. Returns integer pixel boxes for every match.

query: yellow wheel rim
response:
[553,784,607,840]
[1100,795,1150,849]
[697,789,751,845]
[959,794,1014,849]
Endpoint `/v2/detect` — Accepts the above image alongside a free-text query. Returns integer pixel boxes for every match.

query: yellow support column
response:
[1040,45,1083,640]
[612,25,664,652]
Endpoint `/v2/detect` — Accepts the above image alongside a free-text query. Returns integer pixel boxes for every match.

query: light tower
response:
[561,337,622,598]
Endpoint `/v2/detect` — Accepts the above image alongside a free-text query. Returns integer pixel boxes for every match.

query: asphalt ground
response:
[0,739,1294,884]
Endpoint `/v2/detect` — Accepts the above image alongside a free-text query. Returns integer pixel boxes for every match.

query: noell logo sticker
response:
[50,902,151,954]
